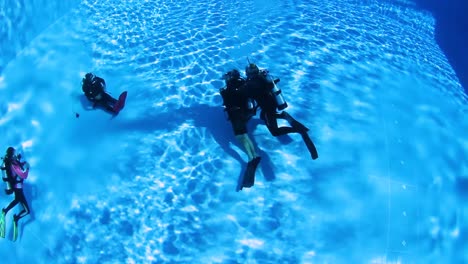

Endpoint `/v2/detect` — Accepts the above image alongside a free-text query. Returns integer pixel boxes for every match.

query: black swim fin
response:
[301,133,318,160]
[236,166,248,192]
[281,112,309,133]
[292,120,309,133]
[243,157,261,188]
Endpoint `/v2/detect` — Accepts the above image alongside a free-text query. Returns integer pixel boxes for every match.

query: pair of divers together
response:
[220,61,319,191]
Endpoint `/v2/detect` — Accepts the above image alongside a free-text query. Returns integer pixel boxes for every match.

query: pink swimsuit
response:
[11,163,28,188]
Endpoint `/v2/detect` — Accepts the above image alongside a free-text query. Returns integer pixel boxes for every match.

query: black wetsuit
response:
[82,76,118,113]
[246,73,305,136]
[221,78,254,135]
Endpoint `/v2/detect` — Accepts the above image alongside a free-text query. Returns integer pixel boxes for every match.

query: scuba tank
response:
[261,70,287,111]
[270,77,288,110]
[247,58,288,111]
[1,157,13,194]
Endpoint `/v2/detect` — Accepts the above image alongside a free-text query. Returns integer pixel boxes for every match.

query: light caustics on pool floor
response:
[0,0,466,263]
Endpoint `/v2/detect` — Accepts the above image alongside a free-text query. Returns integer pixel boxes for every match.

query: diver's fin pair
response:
[236,157,261,192]
[0,211,19,241]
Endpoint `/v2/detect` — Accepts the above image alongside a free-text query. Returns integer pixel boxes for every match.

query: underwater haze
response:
[0,0,467,263]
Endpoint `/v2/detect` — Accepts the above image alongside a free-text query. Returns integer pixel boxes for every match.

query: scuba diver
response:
[82,72,127,115]
[1,147,26,195]
[244,62,318,159]
[220,69,261,191]
[1,147,31,240]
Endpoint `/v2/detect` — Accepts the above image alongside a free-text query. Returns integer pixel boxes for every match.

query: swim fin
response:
[112,91,128,113]
[281,112,309,133]
[0,210,5,238]
[242,157,261,188]
[292,120,309,133]
[236,157,261,192]
[301,133,318,160]
[12,216,18,242]
[236,165,248,192]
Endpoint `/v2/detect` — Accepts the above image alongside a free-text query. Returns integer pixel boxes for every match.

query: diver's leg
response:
[96,99,117,113]
[232,115,259,161]
[244,135,259,159]
[13,190,29,221]
[236,133,261,189]
[102,92,118,104]
[264,111,295,136]
[236,134,257,161]
[3,198,19,214]
[95,93,118,113]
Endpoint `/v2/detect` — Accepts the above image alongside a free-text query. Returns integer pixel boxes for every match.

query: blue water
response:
[1,0,467,263]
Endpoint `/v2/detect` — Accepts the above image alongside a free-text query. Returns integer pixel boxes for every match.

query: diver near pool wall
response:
[0,147,31,241]
[220,69,262,191]
[81,72,128,115]
[244,62,318,160]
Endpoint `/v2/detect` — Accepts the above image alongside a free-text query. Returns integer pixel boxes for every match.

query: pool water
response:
[0,0,466,263]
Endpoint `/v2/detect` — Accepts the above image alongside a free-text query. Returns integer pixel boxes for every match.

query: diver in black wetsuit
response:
[220,69,261,190]
[82,73,120,114]
[244,63,318,159]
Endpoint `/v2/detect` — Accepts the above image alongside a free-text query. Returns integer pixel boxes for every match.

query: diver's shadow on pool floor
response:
[109,104,281,183]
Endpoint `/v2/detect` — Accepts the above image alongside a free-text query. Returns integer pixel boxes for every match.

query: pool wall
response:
[412,0,467,92]
[0,0,80,72]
